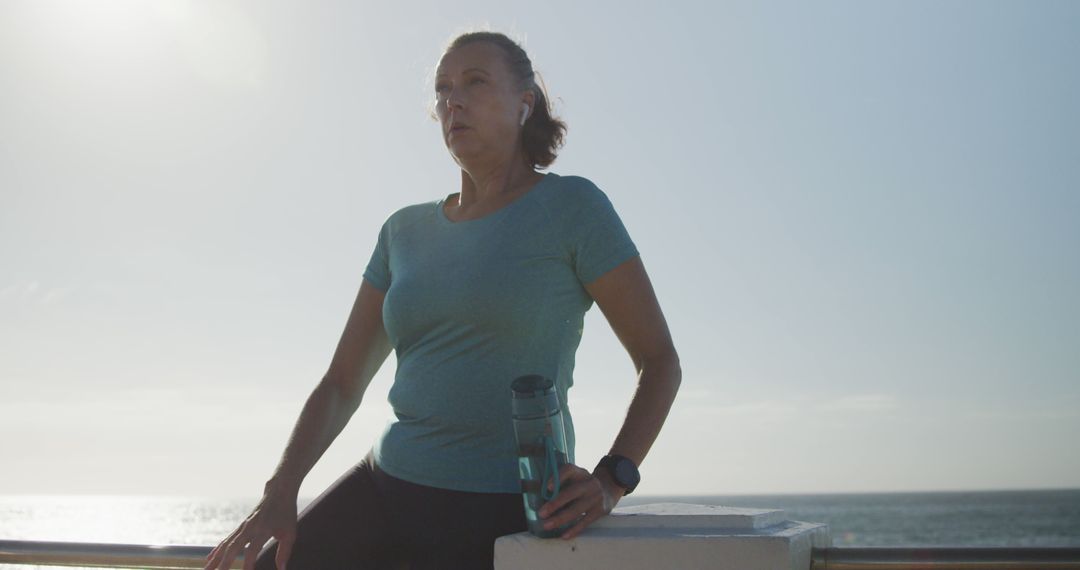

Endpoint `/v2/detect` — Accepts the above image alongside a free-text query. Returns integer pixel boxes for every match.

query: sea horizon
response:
[2,488,1078,550]
[5,485,1078,501]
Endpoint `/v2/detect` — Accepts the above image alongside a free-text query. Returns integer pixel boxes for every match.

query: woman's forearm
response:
[263,377,364,498]
[604,352,682,467]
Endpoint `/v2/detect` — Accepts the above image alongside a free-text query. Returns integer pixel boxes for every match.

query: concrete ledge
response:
[600,503,789,530]
[494,503,830,570]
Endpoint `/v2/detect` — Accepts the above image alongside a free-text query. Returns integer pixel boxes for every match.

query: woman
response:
[206,30,681,570]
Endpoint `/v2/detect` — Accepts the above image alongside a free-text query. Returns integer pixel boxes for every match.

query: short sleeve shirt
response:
[363,172,638,493]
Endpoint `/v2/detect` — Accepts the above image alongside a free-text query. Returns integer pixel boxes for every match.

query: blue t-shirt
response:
[362,172,639,493]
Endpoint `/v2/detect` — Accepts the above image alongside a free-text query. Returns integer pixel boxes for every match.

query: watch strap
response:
[597,454,639,495]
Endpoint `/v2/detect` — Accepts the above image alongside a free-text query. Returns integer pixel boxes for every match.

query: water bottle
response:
[512,374,574,538]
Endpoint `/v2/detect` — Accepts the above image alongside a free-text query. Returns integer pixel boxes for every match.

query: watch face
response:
[615,459,640,487]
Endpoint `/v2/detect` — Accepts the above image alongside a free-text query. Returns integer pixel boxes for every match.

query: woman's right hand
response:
[204,491,298,570]
[204,279,390,570]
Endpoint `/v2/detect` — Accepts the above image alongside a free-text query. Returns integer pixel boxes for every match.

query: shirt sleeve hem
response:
[579,246,640,286]
[362,271,390,292]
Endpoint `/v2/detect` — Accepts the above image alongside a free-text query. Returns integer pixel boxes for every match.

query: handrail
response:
[0,539,237,569]
[5,541,1080,569]
[811,547,1080,569]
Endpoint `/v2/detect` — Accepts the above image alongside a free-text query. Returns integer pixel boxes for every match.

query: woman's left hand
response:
[538,463,625,540]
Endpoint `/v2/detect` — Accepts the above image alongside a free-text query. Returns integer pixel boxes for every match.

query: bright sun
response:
[17,0,265,89]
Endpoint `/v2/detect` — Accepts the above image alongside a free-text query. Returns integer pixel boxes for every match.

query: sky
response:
[1,0,1078,500]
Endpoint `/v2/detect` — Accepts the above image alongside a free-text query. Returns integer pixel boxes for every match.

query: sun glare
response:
[18,0,266,89]
[26,0,166,46]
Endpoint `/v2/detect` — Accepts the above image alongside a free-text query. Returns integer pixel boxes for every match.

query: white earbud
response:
[520,104,530,126]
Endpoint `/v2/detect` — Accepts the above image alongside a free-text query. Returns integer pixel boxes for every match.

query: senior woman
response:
[206,30,681,570]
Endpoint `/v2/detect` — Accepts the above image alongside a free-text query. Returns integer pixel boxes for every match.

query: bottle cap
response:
[511,374,554,398]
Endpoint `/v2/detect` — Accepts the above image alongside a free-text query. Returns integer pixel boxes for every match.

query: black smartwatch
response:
[596,454,641,495]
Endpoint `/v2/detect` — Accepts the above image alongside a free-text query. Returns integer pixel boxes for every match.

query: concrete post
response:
[494,503,831,570]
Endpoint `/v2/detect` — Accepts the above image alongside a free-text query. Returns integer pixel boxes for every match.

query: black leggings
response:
[254,450,527,570]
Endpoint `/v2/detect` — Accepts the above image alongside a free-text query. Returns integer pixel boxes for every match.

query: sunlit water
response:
[2,490,1078,569]
[0,496,263,570]
[620,489,1080,547]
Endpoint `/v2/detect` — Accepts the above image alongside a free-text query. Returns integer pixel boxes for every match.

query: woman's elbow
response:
[639,347,681,388]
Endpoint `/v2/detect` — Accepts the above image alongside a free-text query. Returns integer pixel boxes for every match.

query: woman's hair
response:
[439,31,567,170]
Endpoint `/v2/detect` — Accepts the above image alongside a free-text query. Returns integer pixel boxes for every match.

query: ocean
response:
[618,489,1080,547]
[1,489,1078,569]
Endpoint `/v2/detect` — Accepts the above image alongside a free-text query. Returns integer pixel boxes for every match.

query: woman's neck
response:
[453,158,542,210]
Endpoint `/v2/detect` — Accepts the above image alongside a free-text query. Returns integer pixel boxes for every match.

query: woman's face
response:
[434,42,530,166]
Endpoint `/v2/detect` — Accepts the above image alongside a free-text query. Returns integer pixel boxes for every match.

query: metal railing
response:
[4,541,1080,569]
[0,540,229,569]
[812,547,1080,569]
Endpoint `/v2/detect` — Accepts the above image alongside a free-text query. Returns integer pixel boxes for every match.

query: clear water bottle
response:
[511,374,574,538]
